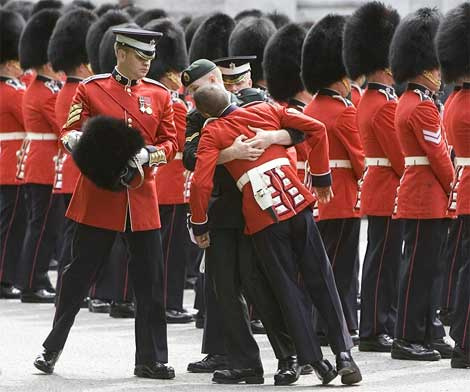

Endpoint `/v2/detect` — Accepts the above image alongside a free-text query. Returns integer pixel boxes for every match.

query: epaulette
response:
[378,87,397,102]
[413,88,433,102]
[5,78,26,91]
[82,73,110,84]
[333,95,353,107]
[44,79,62,94]
[142,77,168,90]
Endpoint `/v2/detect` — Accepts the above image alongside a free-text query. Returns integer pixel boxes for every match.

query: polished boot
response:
[359,334,393,352]
[451,346,470,369]
[430,338,453,359]
[212,368,264,384]
[33,349,61,374]
[109,301,135,318]
[187,354,227,373]
[88,298,111,313]
[312,359,337,385]
[336,351,362,385]
[274,356,300,386]
[134,362,175,379]
[391,339,441,361]
[166,308,194,324]
[21,289,55,303]
[0,284,21,299]
[250,319,266,334]
[300,364,314,375]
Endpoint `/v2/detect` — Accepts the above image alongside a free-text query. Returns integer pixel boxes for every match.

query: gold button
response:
[127,118,133,123]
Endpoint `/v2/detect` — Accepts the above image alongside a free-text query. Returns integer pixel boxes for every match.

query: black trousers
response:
[450,215,470,351]
[0,185,27,286]
[316,218,360,332]
[395,219,448,343]
[16,184,62,290]
[43,223,168,364]
[252,209,352,365]
[441,217,465,313]
[360,216,403,338]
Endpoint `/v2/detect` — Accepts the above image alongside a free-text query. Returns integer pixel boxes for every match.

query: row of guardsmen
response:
[0,0,469,386]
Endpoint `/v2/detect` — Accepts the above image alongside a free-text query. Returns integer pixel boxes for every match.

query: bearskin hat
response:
[95,2,119,17]
[19,9,61,70]
[436,3,470,84]
[389,8,442,84]
[31,0,63,15]
[0,10,25,64]
[122,5,142,18]
[301,14,347,93]
[189,13,235,63]
[99,22,139,73]
[184,14,207,50]
[48,9,96,73]
[229,16,277,85]
[343,1,400,80]
[263,23,306,101]
[86,9,130,73]
[144,18,189,81]
[134,8,167,27]
[62,0,95,14]
[234,9,263,22]
[4,1,33,21]
[266,11,290,28]
[72,116,145,191]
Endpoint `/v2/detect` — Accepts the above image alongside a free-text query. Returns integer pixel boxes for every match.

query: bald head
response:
[194,84,231,118]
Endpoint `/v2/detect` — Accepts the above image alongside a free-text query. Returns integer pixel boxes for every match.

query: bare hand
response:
[230,134,264,161]
[195,232,210,249]
[314,186,334,204]
[246,126,274,149]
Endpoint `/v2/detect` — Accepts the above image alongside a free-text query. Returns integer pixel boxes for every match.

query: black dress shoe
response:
[274,356,300,386]
[166,309,194,324]
[34,349,61,374]
[109,302,135,318]
[359,333,393,352]
[312,359,338,385]
[194,311,204,329]
[300,364,314,375]
[451,346,470,368]
[0,284,21,299]
[187,354,227,373]
[336,351,362,385]
[134,362,175,379]
[212,368,264,384]
[250,319,266,334]
[439,308,452,326]
[21,289,55,303]
[391,339,441,361]
[430,338,453,359]
[88,298,111,313]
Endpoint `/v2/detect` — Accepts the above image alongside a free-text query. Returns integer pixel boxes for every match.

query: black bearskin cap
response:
[72,115,145,191]
[264,23,306,101]
[19,9,61,69]
[31,0,63,15]
[86,9,130,73]
[0,9,26,64]
[301,14,347,93]
[266,11,290,28]
[122,5,142,18]
[4,1,33,21]
[189,13,235,63]
[229,16,277,84]
[62,0,95,14]
[134,8,167,27]
[390,7,442,84]
[184,14,207,50]
[95,2,119,17]
[234,9,263,22]
[48,8,97,73]
[436,3,470,83]
[145,18,189,80]
[99,22,138,73]
[343,1,400,79]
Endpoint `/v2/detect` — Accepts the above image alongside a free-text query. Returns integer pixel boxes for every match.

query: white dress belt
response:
[330,159,352,169]
[26,132,58,141]
[174,152,183,160]
[0,132,26,141]
[296,161,306,170]
[404,156,430,166]
[365,157,392,167]
[455,157,470,166]
[236,157,290,191]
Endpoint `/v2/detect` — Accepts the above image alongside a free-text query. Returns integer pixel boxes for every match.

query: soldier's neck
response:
[36,64,61,81]
[367,70,394,87]
[327,80,349,98]
[410,74,438,94]
[293,90,313,105]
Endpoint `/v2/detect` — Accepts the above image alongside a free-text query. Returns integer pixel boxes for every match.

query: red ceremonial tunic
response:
[304,89,365,220]
[356,83,404,216]
[449,84,470,216]
[62,71,178,232]
[351,83,363,107]
[53,77,82,194]
[394,83,454,219]
[155,95,188,205]
[0,77,26,185]
[190,102,330,235]
[21,74,61,185]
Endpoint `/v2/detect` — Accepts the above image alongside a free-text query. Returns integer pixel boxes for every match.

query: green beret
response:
[181,58,217,87]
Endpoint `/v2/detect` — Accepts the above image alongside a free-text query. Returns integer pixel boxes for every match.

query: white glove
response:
[61,130,82,152]
[128,147,149,168]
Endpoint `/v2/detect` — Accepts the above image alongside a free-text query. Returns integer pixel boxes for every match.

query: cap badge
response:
[183,72,190,83]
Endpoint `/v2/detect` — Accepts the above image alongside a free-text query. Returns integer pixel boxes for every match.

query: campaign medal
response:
[139,96,153,115]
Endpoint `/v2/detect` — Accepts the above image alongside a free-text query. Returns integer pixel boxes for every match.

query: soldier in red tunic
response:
[0,9,27,300]
[343,2,404,352]
[389,8,455,361]
[436,2,470,369]
[301,15,365,345]
[190,84,362,385]
[16,9,63,303]
[33,27,178,379]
